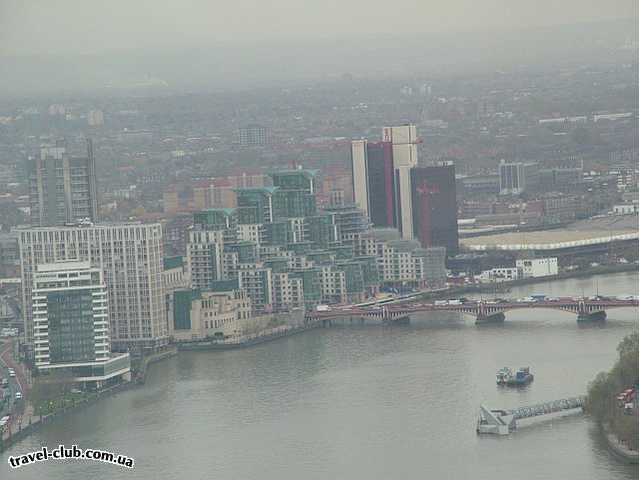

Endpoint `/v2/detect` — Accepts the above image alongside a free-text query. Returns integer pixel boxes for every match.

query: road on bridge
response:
[306,296,639,324]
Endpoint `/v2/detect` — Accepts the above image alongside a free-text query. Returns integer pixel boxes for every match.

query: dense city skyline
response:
[2,5,639,477]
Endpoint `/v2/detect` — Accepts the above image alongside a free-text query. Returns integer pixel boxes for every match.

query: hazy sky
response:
[1,0,638,56]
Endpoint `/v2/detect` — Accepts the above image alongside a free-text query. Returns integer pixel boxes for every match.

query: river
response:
[3,271,639,479]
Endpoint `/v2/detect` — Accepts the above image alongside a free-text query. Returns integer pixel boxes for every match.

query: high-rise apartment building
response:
[384,125,419,239]
[351,139,369,219]
[28,139,99,226]
[366,142,396,228]
[382,124,418,168]
[271,169,316,194]
[271,169,318,220]
[235,187,278,224]
[324,204,370,245]
[31,260,131,386]
[19,222,166,351]
[410,165,459,255]
[33,261,110,368]
[187,228,225,290]
[394,166,415,239]
[355,229,446,288]
[351,125,419,239]
[350,141,396,228]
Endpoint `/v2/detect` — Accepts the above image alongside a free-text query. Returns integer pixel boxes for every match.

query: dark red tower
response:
[410,165,458,255]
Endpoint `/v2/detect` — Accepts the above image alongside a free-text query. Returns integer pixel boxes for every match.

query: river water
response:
[3,272,639,479]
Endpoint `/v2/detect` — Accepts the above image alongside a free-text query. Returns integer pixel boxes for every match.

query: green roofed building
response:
[272,189,317,219]
[172,289,201,331]
[306,215,339,250]
[235,187,278,224]
[287,241,313,256]
[180,166,446,314]
[265,220,292,246]
[264,257,290,273]
[355,256,380,289]
[339,261,365,303]
[194,208,236,229]
[271,169,318,194]
[330,245,354,260]
[163,256,184,271]
[306,250,333,264]
[194,208,237,243]
[290,268,322,307]
[225,241,258,264]
[209,278,240,292]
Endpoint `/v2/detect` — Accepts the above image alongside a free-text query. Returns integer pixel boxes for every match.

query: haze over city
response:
[3,1,636,52]
[1,1,639,94]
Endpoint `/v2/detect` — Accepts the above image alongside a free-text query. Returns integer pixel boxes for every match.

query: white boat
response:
[496,367,513,385]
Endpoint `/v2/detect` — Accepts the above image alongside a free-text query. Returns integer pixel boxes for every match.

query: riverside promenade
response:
[605,429,639,464]
[0,341,173,452]
[176,323,318,351]
[0,381,132,453]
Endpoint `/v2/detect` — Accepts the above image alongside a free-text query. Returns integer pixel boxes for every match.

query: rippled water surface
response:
[3,272,639,479]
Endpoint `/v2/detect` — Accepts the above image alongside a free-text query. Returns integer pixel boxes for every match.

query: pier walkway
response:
[477,396,585,435]
[510,396,585,420]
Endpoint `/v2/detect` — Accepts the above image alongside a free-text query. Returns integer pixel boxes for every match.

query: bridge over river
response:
[306,297,639,325]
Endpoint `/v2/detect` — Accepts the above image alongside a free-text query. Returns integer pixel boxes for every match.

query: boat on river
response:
[496,367,534,386]
[496,367,513,385]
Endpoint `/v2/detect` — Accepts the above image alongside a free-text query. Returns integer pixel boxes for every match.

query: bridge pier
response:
[383,314,410,325]
[577,310,606,322]
[475,312,505,325]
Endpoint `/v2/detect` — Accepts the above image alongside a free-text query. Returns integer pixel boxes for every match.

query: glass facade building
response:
[32,260,131,386]
[47,290,97,363]
[19,222,166,350]
[366,142,396,228]
[32,260,109,367]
